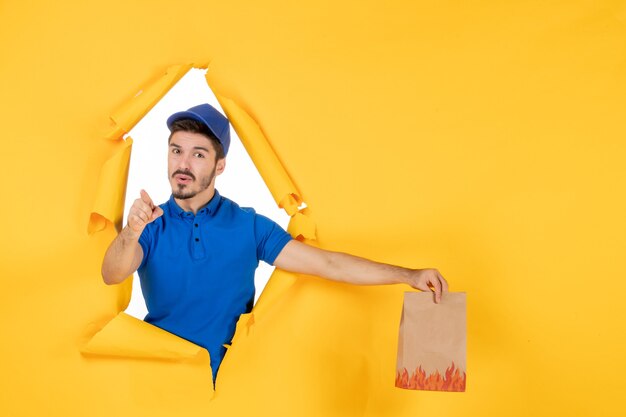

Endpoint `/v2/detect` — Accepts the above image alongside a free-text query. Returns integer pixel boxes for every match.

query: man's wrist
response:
[397,268,418,286]
[121,225,142,242]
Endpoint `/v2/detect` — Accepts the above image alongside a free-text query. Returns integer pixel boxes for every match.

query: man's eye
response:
[171,148,180,154]
[195,153,205,158]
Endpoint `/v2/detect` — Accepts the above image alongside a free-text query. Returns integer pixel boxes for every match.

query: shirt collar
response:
[168,189,222,218]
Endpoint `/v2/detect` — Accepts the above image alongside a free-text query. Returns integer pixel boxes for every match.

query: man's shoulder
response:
[217,193,257,215]
[216,196,284,236]
[219,196,285,231]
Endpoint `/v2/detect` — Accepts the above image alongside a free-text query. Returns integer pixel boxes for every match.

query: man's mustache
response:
[172,170,196,181]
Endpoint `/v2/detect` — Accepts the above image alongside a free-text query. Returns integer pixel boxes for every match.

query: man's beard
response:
[171,167,216,200]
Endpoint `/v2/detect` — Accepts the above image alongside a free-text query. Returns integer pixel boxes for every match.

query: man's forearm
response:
[101,226,142,285]
[320,249,448,302]
[274,241,448,302]
[322,250,412,286]
[274,241,411,286]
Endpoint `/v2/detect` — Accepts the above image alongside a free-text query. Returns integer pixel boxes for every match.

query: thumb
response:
[150,206,164,221]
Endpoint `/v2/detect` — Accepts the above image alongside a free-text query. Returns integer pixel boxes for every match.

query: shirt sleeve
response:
[253,213,293,265]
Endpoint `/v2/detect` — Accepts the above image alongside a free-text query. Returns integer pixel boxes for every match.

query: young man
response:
[101,103,449,383]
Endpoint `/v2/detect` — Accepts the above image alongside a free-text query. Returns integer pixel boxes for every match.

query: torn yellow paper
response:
[287,210,316,241]
[2,1,626,417]
[81,312,212,363]
[88,137,133,234]
[212,91,303,216]
[104,64,195,141]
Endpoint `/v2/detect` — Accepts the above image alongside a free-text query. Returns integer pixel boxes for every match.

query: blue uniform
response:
[137,190,292,382]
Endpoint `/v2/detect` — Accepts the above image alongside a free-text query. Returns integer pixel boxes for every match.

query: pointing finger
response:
[140,189,154,208]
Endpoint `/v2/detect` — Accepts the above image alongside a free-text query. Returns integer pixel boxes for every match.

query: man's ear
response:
[216,158,226,176]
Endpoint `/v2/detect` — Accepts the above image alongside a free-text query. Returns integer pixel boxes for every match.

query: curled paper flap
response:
[88,138,133,234]
[81,312,211,363]
[287,211,317,241]
[210,89,303,216]
[279,194,302,217]
[104,64,194,141]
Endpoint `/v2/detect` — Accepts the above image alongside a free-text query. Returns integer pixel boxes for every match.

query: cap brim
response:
[166,110,222,143]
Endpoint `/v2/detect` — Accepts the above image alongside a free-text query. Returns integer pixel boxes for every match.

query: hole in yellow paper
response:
[123,68,290,320]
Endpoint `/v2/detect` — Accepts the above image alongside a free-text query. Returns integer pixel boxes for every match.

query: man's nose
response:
[178,153,192,169]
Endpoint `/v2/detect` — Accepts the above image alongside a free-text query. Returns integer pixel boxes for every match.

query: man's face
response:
[167,130,225,200]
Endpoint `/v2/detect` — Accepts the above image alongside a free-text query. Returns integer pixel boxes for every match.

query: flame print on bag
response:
[395,362,466,392]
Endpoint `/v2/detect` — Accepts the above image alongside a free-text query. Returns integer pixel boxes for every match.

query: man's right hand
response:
[126,190,164,238]
[102,189,161,284]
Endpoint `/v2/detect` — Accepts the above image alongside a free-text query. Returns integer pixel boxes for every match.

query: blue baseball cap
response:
[166,103,231,156]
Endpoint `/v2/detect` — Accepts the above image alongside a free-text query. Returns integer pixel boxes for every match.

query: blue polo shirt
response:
[137,189,292,382]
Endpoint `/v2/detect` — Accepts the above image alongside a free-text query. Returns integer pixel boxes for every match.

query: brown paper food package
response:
[395,292,466,392]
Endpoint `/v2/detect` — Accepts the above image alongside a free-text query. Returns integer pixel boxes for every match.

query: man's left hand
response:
[405,268,449,303]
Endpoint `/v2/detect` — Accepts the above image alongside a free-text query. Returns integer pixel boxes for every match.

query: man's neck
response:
[174,187,216,215]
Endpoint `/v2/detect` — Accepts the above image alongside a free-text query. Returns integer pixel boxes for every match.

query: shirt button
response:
[194,224,198,227]
[195,238,199,242]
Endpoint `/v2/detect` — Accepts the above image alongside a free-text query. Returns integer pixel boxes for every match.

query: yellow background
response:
[1,1,625,416]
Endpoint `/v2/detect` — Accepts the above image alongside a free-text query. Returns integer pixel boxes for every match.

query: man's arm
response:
[101,190,163,285]
[273,240,449,303]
